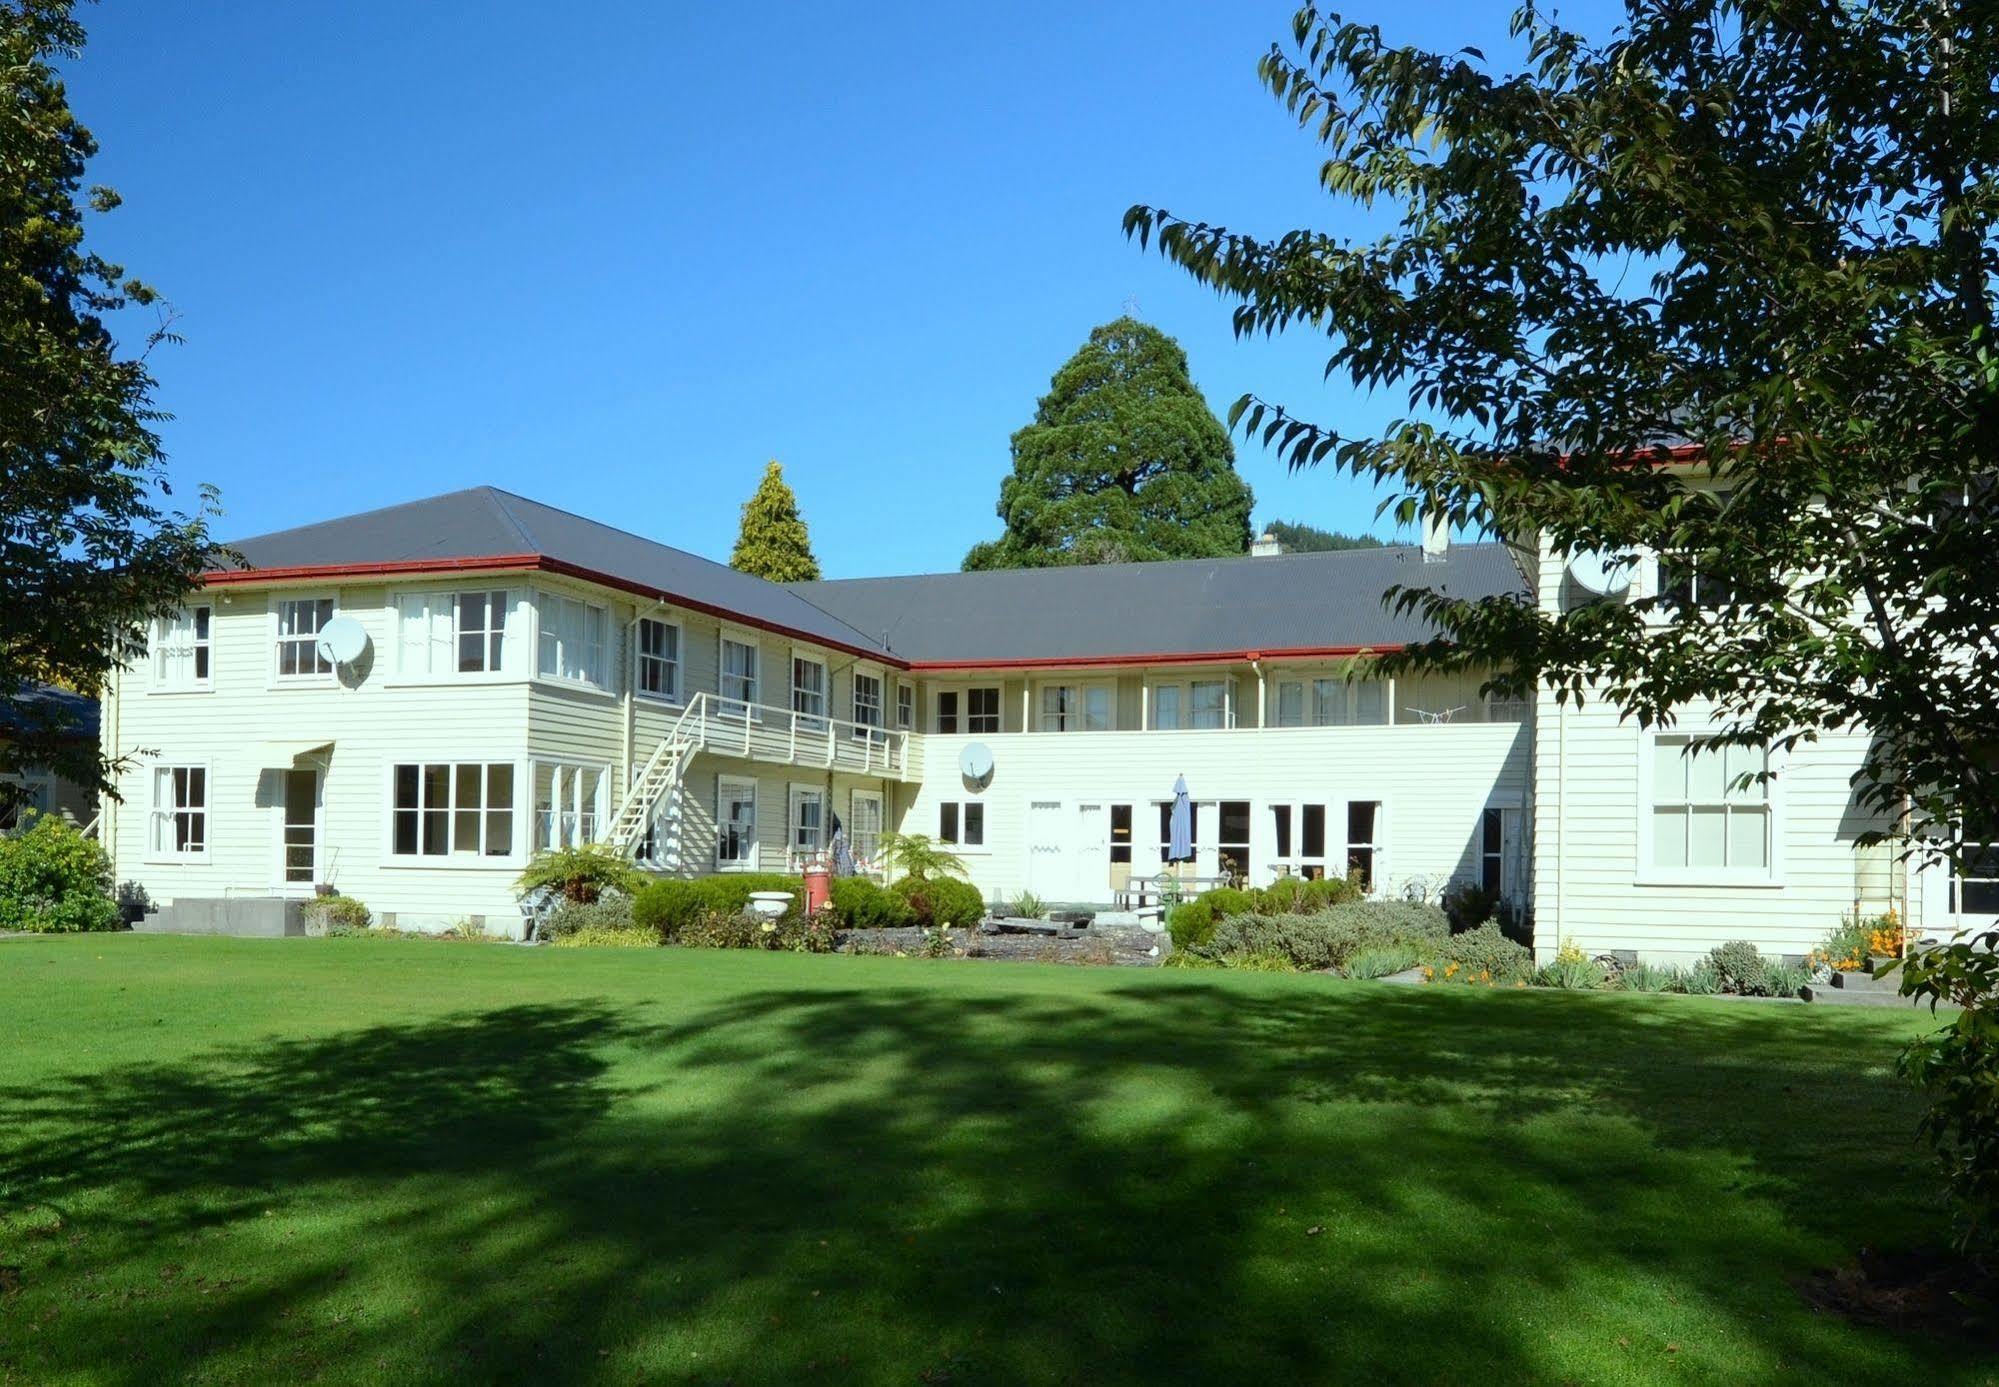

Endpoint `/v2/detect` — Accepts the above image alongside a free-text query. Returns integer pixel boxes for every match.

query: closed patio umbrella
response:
[1167,775,1194,865]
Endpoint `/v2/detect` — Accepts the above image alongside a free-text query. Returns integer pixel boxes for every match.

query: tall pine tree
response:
[963,317,1254,570]
[729,460,821,581]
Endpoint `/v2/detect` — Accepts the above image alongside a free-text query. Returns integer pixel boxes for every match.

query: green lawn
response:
[0,937,1987,1386]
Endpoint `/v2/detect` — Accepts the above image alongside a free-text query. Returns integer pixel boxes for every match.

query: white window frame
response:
[152,605,213,692]
[635,616,682,703]
[1190,680,1230,730]
[1637,731,1781,886]
[1273,680,1306,728]
[1484,692,1530,723]
[148,763,210,861]
[966,685,1001,734]
[535,592,609,690]
[716,774,759,869]
[529,761,607,852]
[852,670,885,740]
[392,588,517,681]
[850,789,885,870]
[388,760,519,862]
[791,652,828,731]
[1039,681,1112,732]
[719,631,760,719]
[789,783,825,858]
[938,799,986,849]
[1269,801,1334,881]
[1344,799,1384,894]
[895,682,914,731]
[1151,683,1183,730]
[272,595,337,682]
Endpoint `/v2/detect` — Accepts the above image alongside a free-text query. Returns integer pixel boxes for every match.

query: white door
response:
[278,767,319,890]
[1026,800,1064,898]
[1074,802,1109,902]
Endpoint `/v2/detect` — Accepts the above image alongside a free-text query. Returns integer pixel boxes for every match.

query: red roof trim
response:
[907,644,1400,673]
[201,555,904,667]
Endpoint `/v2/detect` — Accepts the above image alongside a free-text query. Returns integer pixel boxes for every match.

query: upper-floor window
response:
[397,590,512,678]
[1485,692,1529,723]
[792,655,827,730]
[536,594,607,687]
[852,672,884,738]
[936,690,959,733]
[967,686,1000,734]
[154,606,211,690]
[636,617,681,701]
[1190,680,1228,729]
[275,597,336,679]
[720,636,759,716]
[1153,685,1182,729]
[1649,734,1771,876]
[896,683,914,731]
[1041,684,1110,732]
[1657,556,1737,614]
[1274,681,1306,727]
[1316,678,1386,726]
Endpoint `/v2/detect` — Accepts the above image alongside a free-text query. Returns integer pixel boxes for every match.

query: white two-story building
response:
[100,485,1984,960]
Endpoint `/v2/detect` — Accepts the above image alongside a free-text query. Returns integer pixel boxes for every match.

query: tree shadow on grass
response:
[0,974,1965,1385]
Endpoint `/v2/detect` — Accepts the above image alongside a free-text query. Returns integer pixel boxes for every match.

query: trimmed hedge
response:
[633,874,804,941]
[892,874,984,928]
[829,877,916,929]
[1168,875,1366,951]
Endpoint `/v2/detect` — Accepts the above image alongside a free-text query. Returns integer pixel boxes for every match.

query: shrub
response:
[1814,911,1893,974]
[1535,955,1609,990]
[1619,962,1679,993]
[115,880,153,925]
[1430,922,1533,986]
[551,924,659,949]
[1441,878,1500,933]
[1707,940,1770,996]
[1898,926,1999,1260]
[1343,944,1420,979]
[544,893,634,939]
[0,812,118,933]
[829,876,916,929]
[1763,961,1810,999]
[876,833,969,882]
[632,879,705,941]
[1259,876,1308,915]
[1201,901,1449,973]
[300,894,372,934]
[1303,874,1361,911]
[1005,890,1046,919]
[1198,886,1259,922]
[1681,960,1723,995]
[677,908,836,953]
[892,874,983,928]
[515,844,643,904]
[1168,899,1217,951]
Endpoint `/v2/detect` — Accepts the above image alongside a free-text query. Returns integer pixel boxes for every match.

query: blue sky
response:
[70,0,1625,576]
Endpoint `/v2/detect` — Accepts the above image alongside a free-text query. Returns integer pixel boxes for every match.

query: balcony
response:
[667,692,919,781]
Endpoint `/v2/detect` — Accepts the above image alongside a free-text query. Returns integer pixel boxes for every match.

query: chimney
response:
[1421,508,1449,563]
[1250,531,1283,557]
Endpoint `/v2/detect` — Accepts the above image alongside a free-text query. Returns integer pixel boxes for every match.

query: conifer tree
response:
[729,460,821,582]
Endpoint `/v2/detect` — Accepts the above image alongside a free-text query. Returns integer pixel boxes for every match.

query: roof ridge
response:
[481,488,542,551]
[795,540,1504,588]
[226,486,506,549]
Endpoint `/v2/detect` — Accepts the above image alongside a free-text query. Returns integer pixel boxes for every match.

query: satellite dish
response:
[1567,550,1636,596]
[315,615,370,666]
[958,742,994,786]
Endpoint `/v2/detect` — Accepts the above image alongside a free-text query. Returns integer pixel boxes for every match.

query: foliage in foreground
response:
[1,0,224,797]
[299,894,371,934]
[1185,901,1447,973]
[1128,2,1999,863]
[0,811,118,932]
[1429,923,1534,987]
[633,874,803,940]
[875,833,968,883]
[1898,927,1999,1263]
[516,844,644,905]
[1168,874,1361,950]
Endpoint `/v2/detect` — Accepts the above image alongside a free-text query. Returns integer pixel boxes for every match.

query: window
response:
[1649,735,1770,874]
[850,790,884,867]
[1658,556,1737,614]
[939,801,985,847]
[967,686,1000,734]
[1153,685,1182,730]
[1317,679,1385,725]
[0,775,51,833]
[936,690,959,734]
[1352,682,1386,725]
[1485,692,1529,723]
[1481,808,1505,894]
[1218,800,1251,882]
[275,598,335,678]
[393,762,514,857]
[1041,684,1108,731]
[720,636,759,715]
[717,777,757,866]
[792,656,827,730]
[852,672,884,738]
[1953,836,1999,916]
[1191,681,1228,729]
[896,683,914,731]
[1347,801,1381,890]
[396,590,512,677]
[151,765,207,857]
[1275,682,1305,728]
[1110,804,1133,866]
[636,618,680,700]
[536,594,607,687]
[154,606,212,689]
[790,786,824,855]
[531,763,603,850]
[1312,679,1343,725]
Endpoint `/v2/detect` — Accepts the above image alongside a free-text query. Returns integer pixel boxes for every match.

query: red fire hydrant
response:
[804,862,832,915]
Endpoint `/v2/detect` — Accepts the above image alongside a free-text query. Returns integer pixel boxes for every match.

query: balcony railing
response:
[670,691,916,779]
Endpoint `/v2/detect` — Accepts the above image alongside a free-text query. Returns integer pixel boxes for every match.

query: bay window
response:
[536,594,608,687]
[531,763,604,851]
[392,761,515,858]
[396,590,513,677]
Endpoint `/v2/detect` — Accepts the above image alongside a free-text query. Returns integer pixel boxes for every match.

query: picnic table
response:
[1113,872,1231,912]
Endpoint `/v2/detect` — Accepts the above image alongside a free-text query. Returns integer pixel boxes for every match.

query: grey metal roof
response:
[225,487,895,657]
[792,543,1526,665]
[223,487,1525,666]
[1,683,99,739]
